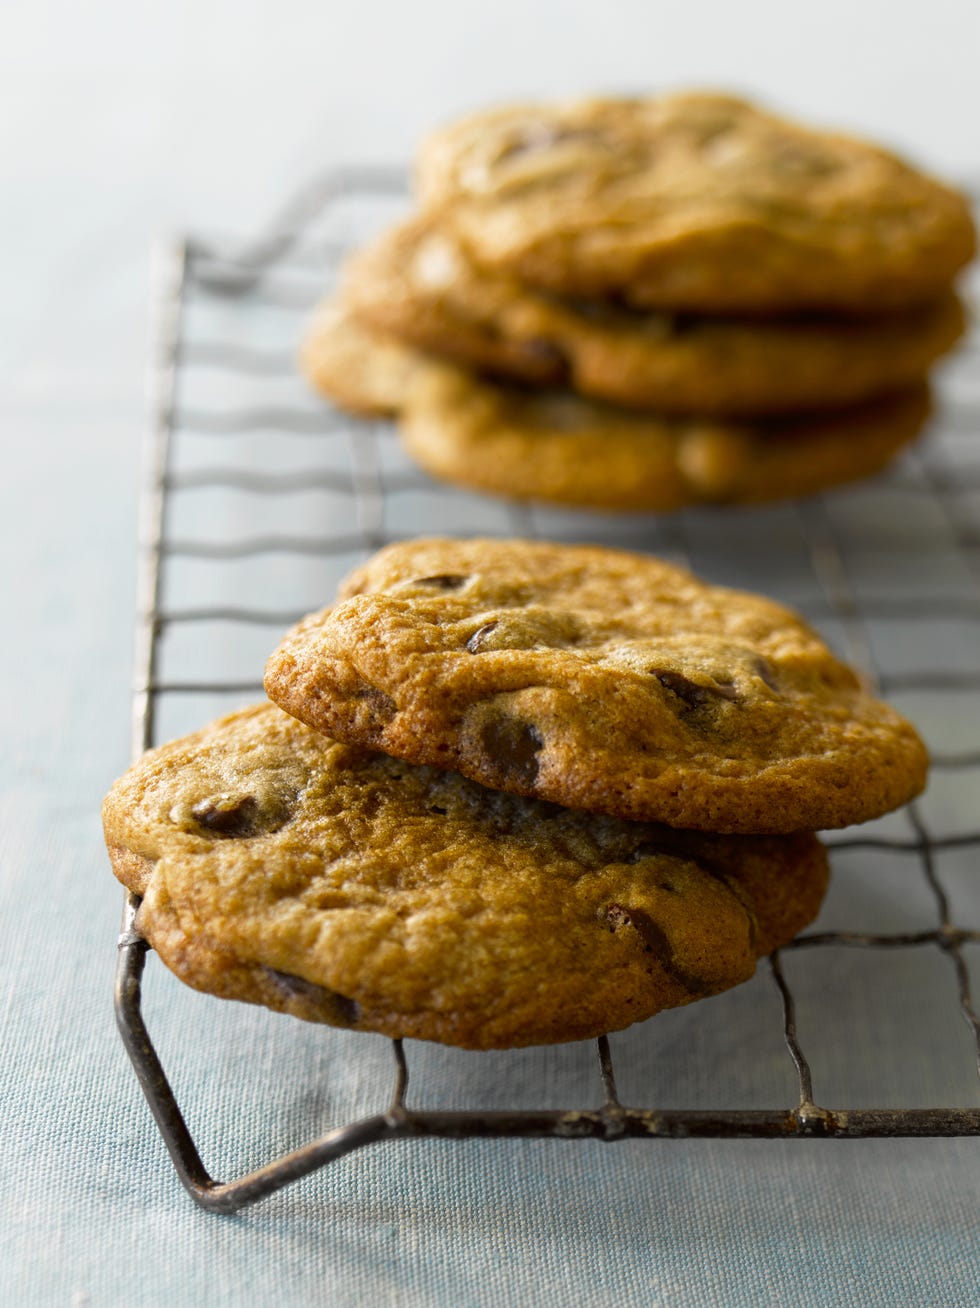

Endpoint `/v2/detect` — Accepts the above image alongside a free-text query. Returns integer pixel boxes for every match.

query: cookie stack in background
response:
[103,539,932,1050]
[302,92,975,512]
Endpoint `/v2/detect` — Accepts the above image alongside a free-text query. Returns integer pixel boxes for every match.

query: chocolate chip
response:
[352,682,397,721]
[477,715,543,788]
[610,905,671,960]
[429,804,448,815]
[466,611,578,653]
[466,621,499,653]
[411,574,470,589]
[753,657,779,691]
[604,903,708,995]
[651,669,738,710]
[264,969,360,1024]
[190,794,262,838]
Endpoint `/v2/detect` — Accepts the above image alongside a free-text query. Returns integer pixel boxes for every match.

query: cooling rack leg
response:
[115,917,403,1212]
[115,922,217,1199]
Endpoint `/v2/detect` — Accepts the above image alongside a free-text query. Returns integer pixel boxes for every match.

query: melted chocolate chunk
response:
[478,715,544,788]
[265,969,360,1024]
[652,669,738,710]
[604,903,708,995]
[466,621,499,653]
[190,794,263,838]
[352,682,397,721]
[411,574,470,590]
[753,656,779,692]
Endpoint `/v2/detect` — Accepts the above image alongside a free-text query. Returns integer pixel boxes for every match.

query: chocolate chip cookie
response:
[103,702,829,1048]
[400,360,930,511]
[343,216,965,414]
[265,538,929,834]
[416,92,975,312]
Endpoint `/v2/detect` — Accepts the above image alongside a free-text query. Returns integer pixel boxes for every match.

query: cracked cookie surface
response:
[343,216,965,415]
[416,92,975,312]
[103,702,828,1048]
[265,538,929,833]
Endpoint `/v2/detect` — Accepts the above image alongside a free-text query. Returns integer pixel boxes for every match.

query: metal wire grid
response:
[115,171,980,1212]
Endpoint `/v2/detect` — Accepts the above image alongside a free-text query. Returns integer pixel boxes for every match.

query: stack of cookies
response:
[303,92,974,512]
[103,538,930,1049]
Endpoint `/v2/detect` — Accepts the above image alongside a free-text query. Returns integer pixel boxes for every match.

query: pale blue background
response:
[2,3,979,1304]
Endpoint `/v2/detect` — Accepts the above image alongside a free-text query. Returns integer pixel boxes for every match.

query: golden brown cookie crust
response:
[103,703,829,1049]
[416,93,976,312]
[399,360,931,511]
[344,216,965,415]
[299,300,419,416]
[264,539,929,834]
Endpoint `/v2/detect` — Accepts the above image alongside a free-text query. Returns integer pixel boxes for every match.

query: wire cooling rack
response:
[114,170,980,1212]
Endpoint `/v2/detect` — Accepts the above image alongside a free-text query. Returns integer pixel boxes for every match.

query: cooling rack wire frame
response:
[114,169,980,1212]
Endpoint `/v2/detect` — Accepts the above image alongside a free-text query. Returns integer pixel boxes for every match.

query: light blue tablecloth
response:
[3,5,980,1302]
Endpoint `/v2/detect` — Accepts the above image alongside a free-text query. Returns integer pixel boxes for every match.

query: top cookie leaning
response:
[416,92,975,313]
[264,538,928,835]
